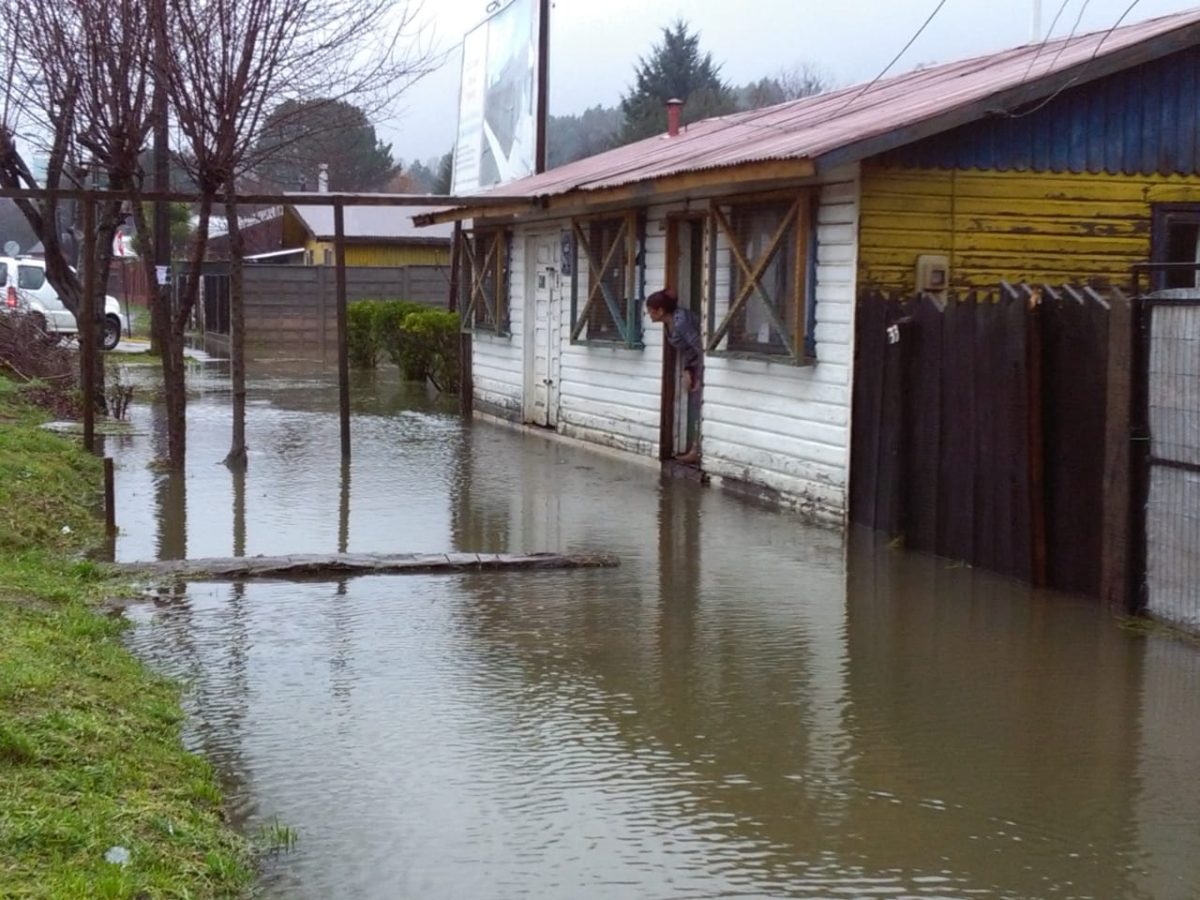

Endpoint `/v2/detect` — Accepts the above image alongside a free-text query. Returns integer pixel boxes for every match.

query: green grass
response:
[104,349,159,365]
[0,376,256,898]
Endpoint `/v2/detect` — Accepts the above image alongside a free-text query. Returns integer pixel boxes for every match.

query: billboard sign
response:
[452,0,540,194]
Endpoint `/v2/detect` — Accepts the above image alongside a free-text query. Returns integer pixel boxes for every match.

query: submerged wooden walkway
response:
[117,552,619,581]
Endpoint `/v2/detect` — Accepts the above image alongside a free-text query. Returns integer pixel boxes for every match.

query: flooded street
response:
[112,360,1200,899]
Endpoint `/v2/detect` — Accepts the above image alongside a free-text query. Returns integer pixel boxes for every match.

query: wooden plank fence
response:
[851,285,1112,596]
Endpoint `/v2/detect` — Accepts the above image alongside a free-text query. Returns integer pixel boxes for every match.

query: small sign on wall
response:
[560,230,574,277]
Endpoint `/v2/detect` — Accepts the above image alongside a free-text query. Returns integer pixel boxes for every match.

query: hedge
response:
[347,300,460,393]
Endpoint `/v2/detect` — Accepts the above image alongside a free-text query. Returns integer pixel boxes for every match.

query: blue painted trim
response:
[881,46,1200,176]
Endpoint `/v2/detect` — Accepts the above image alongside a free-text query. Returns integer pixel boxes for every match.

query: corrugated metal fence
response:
[851,284,1112,596]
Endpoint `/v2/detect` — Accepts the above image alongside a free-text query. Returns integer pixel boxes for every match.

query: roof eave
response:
[416,156,818,225]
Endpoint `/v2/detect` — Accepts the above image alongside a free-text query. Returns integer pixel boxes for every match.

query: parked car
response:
[0,256,128,351]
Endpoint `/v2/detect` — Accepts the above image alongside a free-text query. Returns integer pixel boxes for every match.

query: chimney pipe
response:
[318,163,329,193]
[666,98,684,137]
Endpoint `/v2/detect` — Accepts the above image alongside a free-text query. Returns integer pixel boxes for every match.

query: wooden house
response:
[424,9,1200,539]
[282,204,453,267]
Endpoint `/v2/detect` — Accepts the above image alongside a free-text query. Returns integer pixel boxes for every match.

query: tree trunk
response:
[161,195,213,468]
[224,186,247,469]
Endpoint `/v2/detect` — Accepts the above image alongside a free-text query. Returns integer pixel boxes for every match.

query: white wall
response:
[702,173,859,525]
[470,166,860,526]
[471,231,526,420]
[555,213,671,455]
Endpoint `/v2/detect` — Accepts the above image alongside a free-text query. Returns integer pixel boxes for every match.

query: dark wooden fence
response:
[851,284,1112,597]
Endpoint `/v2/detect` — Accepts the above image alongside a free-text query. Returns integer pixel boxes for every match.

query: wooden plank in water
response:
[117,552,619,581]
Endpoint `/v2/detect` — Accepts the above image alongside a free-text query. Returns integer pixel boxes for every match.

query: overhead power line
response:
[833,0,952,114]
[1006,0,1142,118]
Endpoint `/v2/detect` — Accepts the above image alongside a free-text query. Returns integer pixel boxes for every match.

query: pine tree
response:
[251,99,400,192]
[619,21,735,144]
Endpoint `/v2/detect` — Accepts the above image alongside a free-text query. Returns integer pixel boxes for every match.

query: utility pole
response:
[1032,0,1042,42]
[152,0,170,347]
[535,0,550,175]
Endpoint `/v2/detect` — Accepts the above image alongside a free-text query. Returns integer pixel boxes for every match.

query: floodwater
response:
[110,359,1200,900]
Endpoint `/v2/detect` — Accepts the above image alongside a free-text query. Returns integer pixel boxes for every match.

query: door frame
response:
[659,213,708,460]
[523,230,562,427]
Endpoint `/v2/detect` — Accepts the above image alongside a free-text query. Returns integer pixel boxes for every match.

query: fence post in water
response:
[451,224,474,418]
[1100,288,1135,611]
[334,202,350,457]
[104,457,116,534]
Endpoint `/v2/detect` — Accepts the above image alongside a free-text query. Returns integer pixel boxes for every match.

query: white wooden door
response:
[526,234,561,427]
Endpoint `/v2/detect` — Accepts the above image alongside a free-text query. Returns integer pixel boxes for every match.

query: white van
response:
[0,256,129,351]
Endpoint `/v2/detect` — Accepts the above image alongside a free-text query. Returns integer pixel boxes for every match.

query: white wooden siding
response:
[471,231,525,420]
[554,210,674,455]
[701,174,859,524]
[470,167,861,526]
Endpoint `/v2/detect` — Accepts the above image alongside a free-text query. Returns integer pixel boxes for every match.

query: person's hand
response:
[683,369,699,393]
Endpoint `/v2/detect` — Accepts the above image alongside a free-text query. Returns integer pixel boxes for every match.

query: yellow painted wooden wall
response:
[304,238,450,268]
[858,163,1200,293]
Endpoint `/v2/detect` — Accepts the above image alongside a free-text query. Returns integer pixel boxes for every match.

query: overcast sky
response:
[387,0,1200,165]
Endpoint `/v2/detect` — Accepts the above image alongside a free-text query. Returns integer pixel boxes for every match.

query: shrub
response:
[347,302,380,368]
[345,300,461,393]
[400,309,460,393]
[347,300,426,372]
[378,301,429,379]
[0,313,79,415]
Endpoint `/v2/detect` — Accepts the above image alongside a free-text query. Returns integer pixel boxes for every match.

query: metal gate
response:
[1138,290,1200,629]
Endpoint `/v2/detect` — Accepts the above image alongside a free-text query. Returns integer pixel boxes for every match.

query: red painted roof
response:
[464,9,1200,206]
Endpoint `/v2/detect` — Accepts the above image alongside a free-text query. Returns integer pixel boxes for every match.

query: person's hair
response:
[646,289,678,314]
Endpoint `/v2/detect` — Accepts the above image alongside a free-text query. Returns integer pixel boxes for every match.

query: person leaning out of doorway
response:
[646,288,703,465]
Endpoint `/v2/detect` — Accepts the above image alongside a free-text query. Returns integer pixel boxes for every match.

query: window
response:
[459,228,510,333]
[569,211,644,347]
[1152,204,1200,290]
[304,249,314,266]
[708,193,816,362]
[323,247,334,266]
[18,265,46,290]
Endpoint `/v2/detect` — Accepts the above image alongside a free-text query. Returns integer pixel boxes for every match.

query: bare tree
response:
[160,0,433,469]
[0,0,154,409]
[776,63,835,101]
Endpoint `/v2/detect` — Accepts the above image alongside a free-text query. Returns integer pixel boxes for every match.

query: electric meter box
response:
[916,254,949,292]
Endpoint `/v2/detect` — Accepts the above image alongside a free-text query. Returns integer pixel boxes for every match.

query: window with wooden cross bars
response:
[707,193,816,362]
[569,211,644,347]
[459,228,510,333]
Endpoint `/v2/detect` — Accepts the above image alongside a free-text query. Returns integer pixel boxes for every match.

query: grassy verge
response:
[0,377,255,899]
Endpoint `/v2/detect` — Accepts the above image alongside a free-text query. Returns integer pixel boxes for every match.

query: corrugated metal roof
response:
[290,204,454,241]
[467,9,1200,206]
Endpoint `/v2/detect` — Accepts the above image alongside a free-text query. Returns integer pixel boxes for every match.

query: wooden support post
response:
[460,332,474,417]
[448,222,462,313]
[334,202,350,458]
[104,457,116,534]
[660,217,680,460]
[1100,288,1135,611]
[80,199,97,452]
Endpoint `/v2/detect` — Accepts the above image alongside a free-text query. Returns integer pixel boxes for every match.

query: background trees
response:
[619,20,736,144]
[545,21,834,168]
[251,99,401,193]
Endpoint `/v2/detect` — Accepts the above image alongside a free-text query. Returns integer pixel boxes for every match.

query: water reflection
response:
[118,366,1200,900]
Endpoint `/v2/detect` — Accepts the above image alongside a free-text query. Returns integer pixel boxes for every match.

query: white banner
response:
[452,0,540,194]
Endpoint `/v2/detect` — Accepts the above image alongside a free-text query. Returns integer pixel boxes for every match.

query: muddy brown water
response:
[112,361,1200,899]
